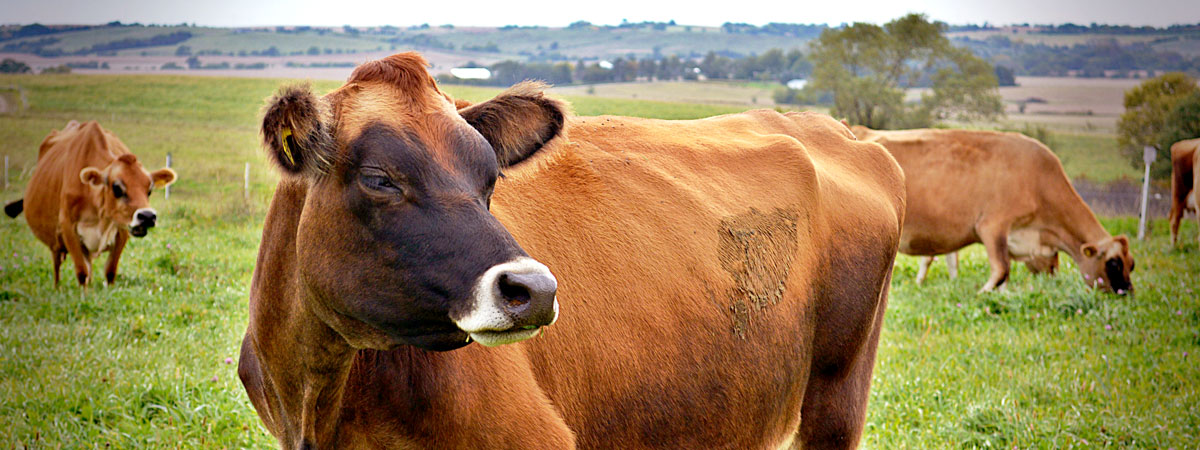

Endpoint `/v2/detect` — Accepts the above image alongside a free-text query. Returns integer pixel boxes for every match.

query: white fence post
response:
[244,162,250,202]
[1138,146,1156,240]
[164,153,172,200]
[3,155,8,190]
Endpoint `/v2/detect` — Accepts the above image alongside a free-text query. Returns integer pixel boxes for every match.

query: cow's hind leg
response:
[945,252,959,279]
[1169,202,1183,246]
[915,256,934,285]
[797,272,892,450]
[976,222,1012,292]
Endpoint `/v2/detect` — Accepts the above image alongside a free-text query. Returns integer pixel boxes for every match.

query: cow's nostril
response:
[496,270,557,328]
[498,273,532,308]
[137,211,157,222]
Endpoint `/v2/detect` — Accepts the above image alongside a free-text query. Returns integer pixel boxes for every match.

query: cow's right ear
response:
[261,84,335,177]
[80,167,104,188]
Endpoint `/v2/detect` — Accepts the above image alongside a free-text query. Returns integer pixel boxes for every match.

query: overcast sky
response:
[2,0,1197,28]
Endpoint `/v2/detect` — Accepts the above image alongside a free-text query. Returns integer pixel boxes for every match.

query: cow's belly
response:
[77,222,118,255]
[1007,228,1054,259]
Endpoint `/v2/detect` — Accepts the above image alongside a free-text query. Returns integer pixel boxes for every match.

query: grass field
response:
[0,74,1197,448]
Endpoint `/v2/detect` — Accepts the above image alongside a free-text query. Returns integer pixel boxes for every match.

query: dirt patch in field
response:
[718,207,798,338]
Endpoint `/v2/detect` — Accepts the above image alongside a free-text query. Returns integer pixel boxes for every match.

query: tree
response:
[1117,72,1199,178]
[175,45,191,56]
[808,13,1003,129]
[0,58,31,73]
[186,56,201,69]
[994,65,1016,86]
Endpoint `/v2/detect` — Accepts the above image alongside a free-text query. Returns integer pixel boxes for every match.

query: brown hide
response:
[1169,138,1199,245]
[852,126,1134,293]
[11,120,175,286]
[240,54,905,450]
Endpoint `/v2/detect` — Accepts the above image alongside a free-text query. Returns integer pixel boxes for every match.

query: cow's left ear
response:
[1081,243,1099,258]
[458,81,567,167]
[151,168,177,189]
[80,167,104,188]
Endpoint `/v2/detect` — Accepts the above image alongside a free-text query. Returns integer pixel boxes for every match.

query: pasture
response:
[0,74,1197,448]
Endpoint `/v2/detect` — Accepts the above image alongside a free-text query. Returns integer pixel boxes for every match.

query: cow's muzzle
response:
[456,258,559,347]
[130,208,157,238]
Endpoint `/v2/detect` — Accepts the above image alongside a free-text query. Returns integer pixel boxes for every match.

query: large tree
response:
[809,14,1003,129]
[1117,72,1200,178]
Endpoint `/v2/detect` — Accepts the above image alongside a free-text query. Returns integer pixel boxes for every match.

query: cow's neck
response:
[248,179,357,449]
[1046,205,1110,263]
[260,293,357,448]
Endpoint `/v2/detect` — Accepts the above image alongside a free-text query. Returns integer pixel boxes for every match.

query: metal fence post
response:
[164,153,172,200]
[1137,146,1156,240]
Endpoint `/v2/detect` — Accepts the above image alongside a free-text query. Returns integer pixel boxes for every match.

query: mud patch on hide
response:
[718,207,798,338]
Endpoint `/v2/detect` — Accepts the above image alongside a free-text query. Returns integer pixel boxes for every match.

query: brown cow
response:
[238,53,906,449]
[914,250,1058,285]
[1169,137,1199,246]
[4,120,176,286]
[852,126,1134,294]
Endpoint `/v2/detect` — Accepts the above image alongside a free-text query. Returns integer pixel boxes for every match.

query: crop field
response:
[0,74,1197,448]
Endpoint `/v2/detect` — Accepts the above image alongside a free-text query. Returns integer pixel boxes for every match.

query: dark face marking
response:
[298,122,527,351]
[1105,257,1132,294]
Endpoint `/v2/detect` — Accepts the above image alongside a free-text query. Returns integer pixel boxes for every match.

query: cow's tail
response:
[4,199,22,218]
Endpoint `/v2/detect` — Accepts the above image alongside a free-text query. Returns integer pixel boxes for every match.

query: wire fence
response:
[1073,178,1173,218]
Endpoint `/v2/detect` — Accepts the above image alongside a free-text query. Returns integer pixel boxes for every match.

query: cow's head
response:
[80,153,176,237]
[1078,235,1134,294]
[260,53,564,352]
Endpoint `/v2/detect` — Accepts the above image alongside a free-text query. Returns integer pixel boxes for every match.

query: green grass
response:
[1,74,1196,448]
[1051,132,1143,182]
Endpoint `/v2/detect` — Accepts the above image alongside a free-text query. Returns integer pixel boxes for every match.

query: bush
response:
[39,65,71,74]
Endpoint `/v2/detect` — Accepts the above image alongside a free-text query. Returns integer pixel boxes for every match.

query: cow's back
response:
[491,110,904,447]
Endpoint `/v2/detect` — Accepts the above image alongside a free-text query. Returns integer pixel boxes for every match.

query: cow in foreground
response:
[238,53,906,449]
[852,126,1134,294]
[5,120,176,286]
[1169,137,1199,246]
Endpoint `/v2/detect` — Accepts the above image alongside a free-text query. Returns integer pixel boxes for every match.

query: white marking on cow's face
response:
[454,257,558,347]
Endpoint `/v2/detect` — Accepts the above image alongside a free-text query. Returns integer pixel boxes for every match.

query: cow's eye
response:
[112,183,125,198]
[363,175,401,193]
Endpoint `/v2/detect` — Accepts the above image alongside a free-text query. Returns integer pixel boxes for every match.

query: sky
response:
[2,0,1198,28]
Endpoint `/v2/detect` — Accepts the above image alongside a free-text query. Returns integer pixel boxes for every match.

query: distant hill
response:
[1,21,1197,80]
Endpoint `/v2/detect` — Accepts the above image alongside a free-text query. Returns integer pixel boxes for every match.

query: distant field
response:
[1,75,1195,448]
[550,80,786,107]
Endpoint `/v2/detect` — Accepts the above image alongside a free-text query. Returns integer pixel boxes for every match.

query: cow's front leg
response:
[977,221,1012,292]
[105,229,129,285]
[59,218,92,286]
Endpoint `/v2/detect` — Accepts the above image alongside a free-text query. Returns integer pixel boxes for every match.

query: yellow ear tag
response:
[280,128,296,165]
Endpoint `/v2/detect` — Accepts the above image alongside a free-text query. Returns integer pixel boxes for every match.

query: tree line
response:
[961,35,1200,78]
[440,48,813,87]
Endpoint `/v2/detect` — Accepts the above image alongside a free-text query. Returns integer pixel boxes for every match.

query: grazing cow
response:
[914,249,1058,285]
[1169,137,1199,246]
[851,126,1134,294]
[4,120,176,286]
[238,53,906,449]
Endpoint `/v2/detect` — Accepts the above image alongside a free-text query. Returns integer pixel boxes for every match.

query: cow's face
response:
[1078,235,1134,294]
[260,53,563,352]
[80,154,176,237]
